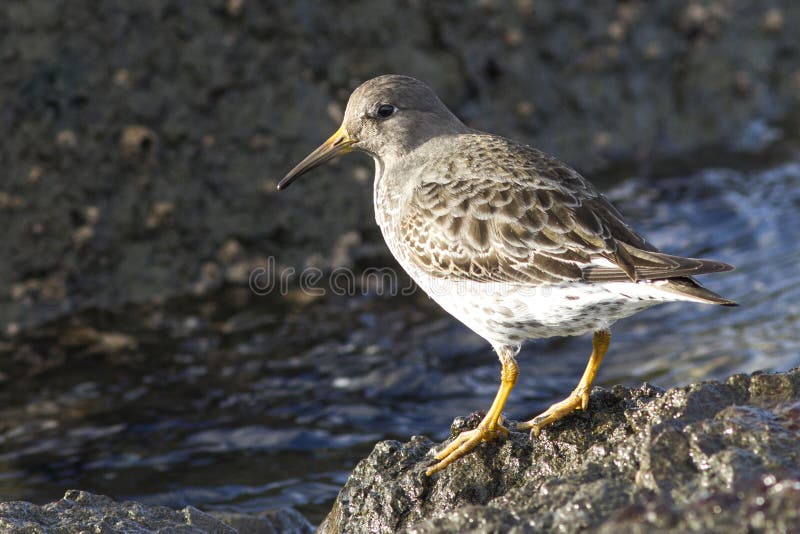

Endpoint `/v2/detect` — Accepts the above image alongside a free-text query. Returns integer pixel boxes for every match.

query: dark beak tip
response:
[276,176,294,191]
[276,128,351,192]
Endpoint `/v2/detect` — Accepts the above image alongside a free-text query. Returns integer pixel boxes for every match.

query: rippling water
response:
[0,160,798,524]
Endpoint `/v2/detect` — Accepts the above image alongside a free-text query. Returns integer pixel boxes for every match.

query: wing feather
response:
[398,136,733,285]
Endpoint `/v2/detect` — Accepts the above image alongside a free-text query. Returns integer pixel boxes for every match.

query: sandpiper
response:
[277,75,735,476]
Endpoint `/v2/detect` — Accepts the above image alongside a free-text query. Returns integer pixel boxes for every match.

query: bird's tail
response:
[656,277,737,306]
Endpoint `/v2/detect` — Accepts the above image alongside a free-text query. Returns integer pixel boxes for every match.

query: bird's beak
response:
[277,125,355,190]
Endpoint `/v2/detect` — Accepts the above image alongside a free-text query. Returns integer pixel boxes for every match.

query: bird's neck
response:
[373,154,404,230]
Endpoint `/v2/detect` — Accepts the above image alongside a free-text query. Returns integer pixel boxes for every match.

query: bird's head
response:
[277,75,467,190]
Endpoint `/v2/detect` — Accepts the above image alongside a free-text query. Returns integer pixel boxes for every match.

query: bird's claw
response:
[518,388,589,438]
[425,423,508,476]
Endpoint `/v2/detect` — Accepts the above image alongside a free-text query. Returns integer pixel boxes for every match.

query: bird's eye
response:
[376,104,396,118]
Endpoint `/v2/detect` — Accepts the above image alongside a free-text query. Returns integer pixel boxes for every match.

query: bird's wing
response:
[399,140,732,285]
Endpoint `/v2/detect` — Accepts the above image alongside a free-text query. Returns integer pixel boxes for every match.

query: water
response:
[0,161,798,525]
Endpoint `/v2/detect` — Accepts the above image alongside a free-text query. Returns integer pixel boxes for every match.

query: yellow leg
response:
[518,330,611,437]
[426,346,518,476]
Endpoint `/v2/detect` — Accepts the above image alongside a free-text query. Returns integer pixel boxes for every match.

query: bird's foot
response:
[425,421,508,476]
[517,386,590,438]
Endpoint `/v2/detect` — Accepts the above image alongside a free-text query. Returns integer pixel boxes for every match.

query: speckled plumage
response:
[371,126,733,348]
[279,74,736,474]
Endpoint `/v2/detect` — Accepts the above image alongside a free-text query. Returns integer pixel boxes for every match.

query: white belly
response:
[411,274,673,347]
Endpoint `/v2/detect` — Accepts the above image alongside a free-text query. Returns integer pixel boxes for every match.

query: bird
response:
[277,74,735,476]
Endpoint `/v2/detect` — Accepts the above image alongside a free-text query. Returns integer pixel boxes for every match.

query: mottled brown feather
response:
[399,135,733,286]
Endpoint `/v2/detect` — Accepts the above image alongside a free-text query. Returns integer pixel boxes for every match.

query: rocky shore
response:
[320,367,800,533]
[0,367,796,533]
[2,1,799,533]
[0,490,314,534]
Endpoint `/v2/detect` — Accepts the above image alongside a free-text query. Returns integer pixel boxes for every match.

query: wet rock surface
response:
[320,368,800,533]
[0,489,313,533]
[2,0,800,331]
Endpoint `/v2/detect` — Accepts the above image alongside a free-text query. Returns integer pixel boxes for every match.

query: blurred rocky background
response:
[1,0,800,530]
[2,0,799,331]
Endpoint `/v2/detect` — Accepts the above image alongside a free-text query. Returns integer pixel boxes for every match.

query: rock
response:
[211,509,315,534]
[0,490,314,534]
[0,490,234,533]
[119,124,159,163]
[319,368,800,533]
